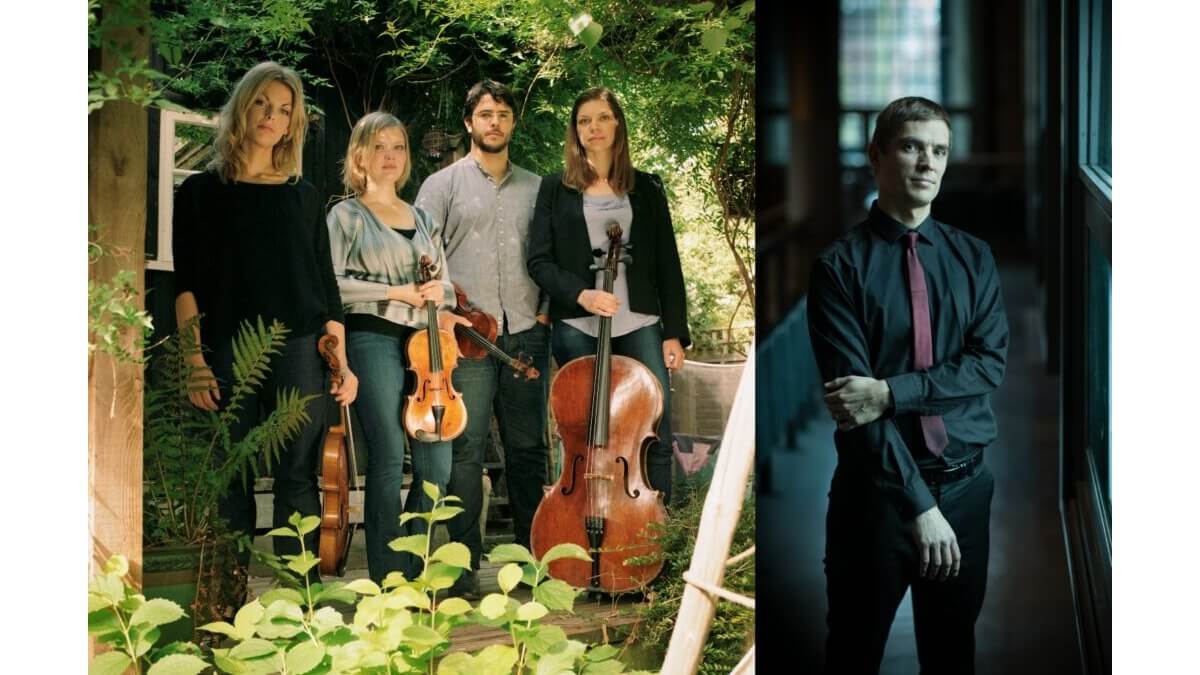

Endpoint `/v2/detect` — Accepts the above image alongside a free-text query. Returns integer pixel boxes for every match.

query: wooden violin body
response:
[451,282,540,380]
[529,223,666,593]
[403,256,468,443]
[317,334,359,577]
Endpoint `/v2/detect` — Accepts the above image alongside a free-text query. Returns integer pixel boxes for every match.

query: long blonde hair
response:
[561,87,634,195]
[208,62,308,182]
[341,112,412,196]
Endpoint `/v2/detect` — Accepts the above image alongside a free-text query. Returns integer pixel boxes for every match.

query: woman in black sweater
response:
[172,62,357,567]
[526,86,690,504]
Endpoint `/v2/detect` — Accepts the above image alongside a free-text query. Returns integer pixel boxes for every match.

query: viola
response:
[317,334,360,576]
[451,282,540,381]
[402,255,468,442]
[529,223,667,593]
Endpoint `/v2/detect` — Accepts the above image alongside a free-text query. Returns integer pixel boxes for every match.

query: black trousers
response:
[824,461,994,675]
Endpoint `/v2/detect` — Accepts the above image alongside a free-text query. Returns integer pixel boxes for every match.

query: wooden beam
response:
[88,0,149,588]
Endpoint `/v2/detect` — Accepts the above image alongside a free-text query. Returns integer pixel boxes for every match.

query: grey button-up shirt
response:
[415,155,546,334]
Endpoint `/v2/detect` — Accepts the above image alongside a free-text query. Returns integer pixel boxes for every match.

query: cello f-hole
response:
[615,456,641,499]
[561,454,584,495]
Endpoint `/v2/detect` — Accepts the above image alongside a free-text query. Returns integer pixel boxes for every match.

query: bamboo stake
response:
[659,349,755,675]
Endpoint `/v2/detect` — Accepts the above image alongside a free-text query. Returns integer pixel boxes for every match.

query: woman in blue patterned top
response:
[327,112,470,584]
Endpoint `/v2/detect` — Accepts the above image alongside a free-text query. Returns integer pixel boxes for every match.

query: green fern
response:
[144,316,320,547]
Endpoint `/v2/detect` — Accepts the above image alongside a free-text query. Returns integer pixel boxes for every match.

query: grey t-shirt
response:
[564,193,660,338]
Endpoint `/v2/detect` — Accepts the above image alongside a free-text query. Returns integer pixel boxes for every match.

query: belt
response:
[919,451,983,486]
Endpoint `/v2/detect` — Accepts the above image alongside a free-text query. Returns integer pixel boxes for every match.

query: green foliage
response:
[635,483,755,673]
[94,488,660,673]
[143,316,319,548]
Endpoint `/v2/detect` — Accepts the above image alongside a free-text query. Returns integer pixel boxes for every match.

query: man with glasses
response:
[807,96,1009,674]
[415,80,550,599]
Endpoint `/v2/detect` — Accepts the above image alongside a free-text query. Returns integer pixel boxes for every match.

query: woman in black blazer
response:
[526,86,690,504]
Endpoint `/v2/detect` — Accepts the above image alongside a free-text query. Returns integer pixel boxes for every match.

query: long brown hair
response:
[561,87,634,195]
[208,62,308,183]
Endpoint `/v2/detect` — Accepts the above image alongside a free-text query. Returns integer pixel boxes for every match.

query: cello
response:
[529,223,667,593]
[403,255,468,443]
[451,282,540,381]
[317,334,360,576]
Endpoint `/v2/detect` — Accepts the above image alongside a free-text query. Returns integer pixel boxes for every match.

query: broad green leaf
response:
[146,653,211,675]
[256,601,304,639]
[424,562,462,590]
[265,526,298,539]
[437,597,473,617]
[726,16,744,30]
[584,644,620,661]
[198,621,240,639]
[533,579,579,612]
[102,555,130,577]
[516,601,548,622]
[381,571,408,589]
[474,643,519,675]
[690,1,715,13]
[343,578,381,596]
[93,573,125,604]
[311,606,344,632]
[88,608,121,635]
[581,660,625,674]
[536,639,588,675]
[479,593,509,620]
[229,637,278,660]
[314,585,357,605]
[498,563,523,593]
[89,650,132,675]
[540,543,591,565]
[524,624,569,656]
[578,21,603,48]
[436,652,476,674]
[131,598,186,627]
[431,542,471,569]
[487,543,537,565]
[421,480,441,501]
[259,588,304,606]
[285,641,326,674]
[286,551,320,576]
[402,624,446,648]
[388,585,432,610]
[701,28,729,53]
[132,624,161,658]
[234,601,265,637]
[88,593,111,612]
[296,515,322,536]
[399,511,425,526]
[387,533,428,557]
[353,594,383,627]
[430,505,465,523]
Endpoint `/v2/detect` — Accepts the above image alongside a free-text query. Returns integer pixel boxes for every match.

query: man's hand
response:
[910,506,961,581]
[437,311,472,334]
[823,376,891,431]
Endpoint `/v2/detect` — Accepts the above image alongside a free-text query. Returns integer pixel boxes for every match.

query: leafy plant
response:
[88,554,209,675]
[143,316,317,548]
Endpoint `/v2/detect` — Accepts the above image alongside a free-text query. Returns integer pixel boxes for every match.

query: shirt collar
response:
[867,201,942,247]
[468,155,513,186]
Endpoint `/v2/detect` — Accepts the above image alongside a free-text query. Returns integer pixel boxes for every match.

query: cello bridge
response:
[583,473,613,481]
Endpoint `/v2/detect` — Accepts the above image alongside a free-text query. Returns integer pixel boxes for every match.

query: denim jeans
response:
[210,333,328,571]
[551,321,673,504]
[347,330,453,583]
[449,323,551,569]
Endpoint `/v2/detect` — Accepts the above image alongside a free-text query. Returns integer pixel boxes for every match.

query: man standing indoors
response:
[807,96,1009,675]
[415,80,550,599]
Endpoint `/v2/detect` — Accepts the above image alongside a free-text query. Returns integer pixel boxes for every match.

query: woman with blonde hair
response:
[172,61,357,571]
[527,86,690,505]
[326,111,469,583]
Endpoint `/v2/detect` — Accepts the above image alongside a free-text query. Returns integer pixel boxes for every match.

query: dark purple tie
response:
[905,232,949,456]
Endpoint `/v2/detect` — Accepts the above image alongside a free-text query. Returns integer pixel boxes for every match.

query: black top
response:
[806,203,1009,520]
[526,170,691,347]
[172,170,345,352]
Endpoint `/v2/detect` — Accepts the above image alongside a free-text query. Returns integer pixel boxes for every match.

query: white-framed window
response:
[146,110,218,272]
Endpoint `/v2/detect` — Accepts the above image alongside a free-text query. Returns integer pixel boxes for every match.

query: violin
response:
[529,223,667,593]
[451,282,540,381]
[402,255,468,442]
[317,334,360,576]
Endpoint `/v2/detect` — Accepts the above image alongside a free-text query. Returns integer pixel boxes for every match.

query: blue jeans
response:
[551,321,673,504]
[348,330,453,583]
[449,323,551,569]
[211,333,328,571]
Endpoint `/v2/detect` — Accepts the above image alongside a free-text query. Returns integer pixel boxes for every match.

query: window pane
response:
[840,0,942,109]
[1087,234,1111,517]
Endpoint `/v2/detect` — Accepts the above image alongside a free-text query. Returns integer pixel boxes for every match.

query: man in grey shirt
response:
[415,80,549,598]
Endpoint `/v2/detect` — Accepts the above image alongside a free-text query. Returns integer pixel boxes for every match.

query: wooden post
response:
[88,0,148,586]
[659,350,756,674]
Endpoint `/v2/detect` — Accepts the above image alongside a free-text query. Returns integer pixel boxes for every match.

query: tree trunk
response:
[88,0,148,591]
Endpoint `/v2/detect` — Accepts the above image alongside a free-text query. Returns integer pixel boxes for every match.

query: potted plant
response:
[141,316,318,643]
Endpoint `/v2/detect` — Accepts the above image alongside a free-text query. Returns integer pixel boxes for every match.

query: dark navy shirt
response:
[807,203,1009,520]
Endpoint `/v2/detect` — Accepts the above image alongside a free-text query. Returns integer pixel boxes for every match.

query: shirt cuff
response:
[897,480,936,522]
[886,372,923,415]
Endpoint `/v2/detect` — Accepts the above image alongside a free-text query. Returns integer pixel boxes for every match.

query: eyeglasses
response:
[473,111,513,123]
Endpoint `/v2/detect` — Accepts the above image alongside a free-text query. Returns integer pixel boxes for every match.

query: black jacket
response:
[527,170,691,348]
